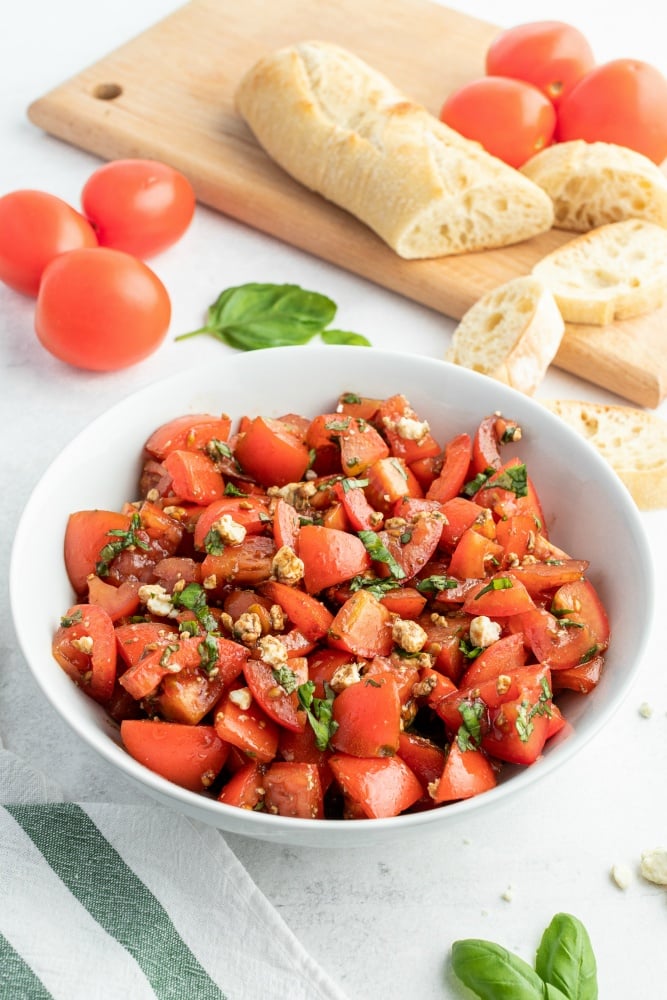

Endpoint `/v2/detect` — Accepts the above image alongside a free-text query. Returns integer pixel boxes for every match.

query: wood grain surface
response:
[27,0,667,406]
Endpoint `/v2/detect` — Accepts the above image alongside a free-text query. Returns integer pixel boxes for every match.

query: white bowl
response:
[10,347,654,846]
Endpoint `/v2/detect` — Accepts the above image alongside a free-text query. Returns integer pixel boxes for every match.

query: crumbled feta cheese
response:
[330,661,362,693]
[501,885,514,902]
[640,847,667,886]
[469,615,502,649]
[271,545,305,585]
[610,863,633,890]
[138,583,178,618]
[233,611,263,645]
[269,604,287,631]
[267,480,317,510]
[229,687,253,710]
[639,701,653,718]
[71,635,94,655]
[392,618,428,654]
[257,634,288,669]
[211,513,246,546]
[202,574,218,590]
[383,414,430,443]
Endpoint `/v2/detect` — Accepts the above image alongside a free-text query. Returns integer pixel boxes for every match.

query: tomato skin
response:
[486,21,595,106]
[331,673,402,757]
[64,509,133,595]
[35,247,171,371]
[262,762,324,819]
[0,189,98,296]
[430,743,497,803]
[81,159,195,258]
[440,76,557,168]
[557,59,667,164]
[329,754,423,818]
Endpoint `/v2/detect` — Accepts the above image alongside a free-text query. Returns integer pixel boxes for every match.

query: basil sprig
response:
[357,530,406,580]
[175,282,371,350]
[452,913,597,1000]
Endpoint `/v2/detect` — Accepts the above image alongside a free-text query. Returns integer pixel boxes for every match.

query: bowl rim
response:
[10,346,656,841]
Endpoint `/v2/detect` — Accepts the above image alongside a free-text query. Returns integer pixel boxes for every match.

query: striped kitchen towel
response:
[0,743,349,1000]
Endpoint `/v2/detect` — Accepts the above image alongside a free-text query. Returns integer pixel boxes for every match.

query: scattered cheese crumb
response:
[501,886,514,902]
[640,847,667,886]
[330,661,362,693]
[71,635,94,655]
[233,612,263,645]
[257,634,288,669]
[469,615,502,649]
[211,513,246,546]
[610,863,633,890]
[271,545,305,585]
[392,617,428,654]
[639,702,653,718]
[228,687,252,710]
[138,583,178,618]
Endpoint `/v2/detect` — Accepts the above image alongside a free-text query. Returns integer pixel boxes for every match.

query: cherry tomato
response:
[81,159,196,258]
[0,189,97,296]
[35,247,171,371]
[440,77,557,168]
[486,21,595,106]
[556,59,667,164]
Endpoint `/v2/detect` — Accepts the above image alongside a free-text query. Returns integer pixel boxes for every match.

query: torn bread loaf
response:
[521,140,667,232]
[532,219,667,324]
[235,41,554,259]
[446,276,564,395]
[542,399,667,510]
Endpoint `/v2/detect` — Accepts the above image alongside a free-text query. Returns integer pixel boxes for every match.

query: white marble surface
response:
[2,1,666,997]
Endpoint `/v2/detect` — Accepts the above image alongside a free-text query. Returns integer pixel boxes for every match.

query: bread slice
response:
[235,41,554,259]
[542,399,667,509]
[532,219,667,324]
[521,140,667,232]
[446,276,564,395]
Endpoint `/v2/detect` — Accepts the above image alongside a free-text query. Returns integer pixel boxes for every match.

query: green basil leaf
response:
[535,913,598,1000]
[320,329,371,347]
[357,530,406,580]
[451,940,567,1000]
[176,283,336,350]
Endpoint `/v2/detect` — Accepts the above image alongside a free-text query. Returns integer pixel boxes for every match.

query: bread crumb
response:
[610,863,632,890]
[640,848,667,886]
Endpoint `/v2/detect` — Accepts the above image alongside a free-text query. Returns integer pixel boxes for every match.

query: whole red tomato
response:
[81,159,196,258]
[440,77,556,168]
[557,59,667,164]
[486,21,595,106]
[0,190,97,296]
[35,247,171,371]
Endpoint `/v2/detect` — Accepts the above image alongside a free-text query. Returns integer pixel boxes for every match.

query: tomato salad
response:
[53,393,610,821]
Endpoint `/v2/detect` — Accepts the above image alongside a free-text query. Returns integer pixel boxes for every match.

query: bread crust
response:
[235,41,554,259]
[542,399,667,509]
[447,276,564,395]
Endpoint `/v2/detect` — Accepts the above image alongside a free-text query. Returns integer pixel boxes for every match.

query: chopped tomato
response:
[243,656,307,733]
[163,450,225,505]
[425,433,472,502]
[329,754,423,818]
[376,394,441,464]
[193,495,270,550]
[331,673,401,757]
[462,574,536,617]
[365,457,423,514]
[120,719,228,793]
[263,762,324,819]
[429,742,497,803]
[328,590,394,658]
[259,580,334,641]
[144,414,232,460]
[214,688,280,763]
[52,604,117,703]
[298,524,370,594]
[235,416,310,487]
[86,576,141,621]
[217,761,265,809]
[64,509,132,595]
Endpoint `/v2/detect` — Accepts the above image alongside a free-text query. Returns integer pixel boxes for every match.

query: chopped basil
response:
[493,463,528,498]
[339,392,361,405]
[456,699,485,751]
[357,530,406,580]
[159,643,180,668]
[474,577,513,599]
[416,575,459,594]
[462,467,495,497]
[207,438,233,461]
[390,458,408,480]
[349,575,403,598]
[204,527,225,556]
[325,418,351,432]
[224,482,248,497]
[96,512,150,578]
[197,634,219,676]
[171,582,218,633]
[579,645,600,664]
[321,329,371,347]
[59,609,83,628]
[459,637,483,660]
[178,620,199,636]
[399,530,413,545]
[297,681,338,751]
[272,665,298,694]
[340,477,369,493]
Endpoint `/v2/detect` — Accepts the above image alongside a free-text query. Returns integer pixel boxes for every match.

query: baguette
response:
[446,276,564,395]
[521,140,667,232]
[542,399,667,510]
[531,219,667,324]
[235,41,554,259]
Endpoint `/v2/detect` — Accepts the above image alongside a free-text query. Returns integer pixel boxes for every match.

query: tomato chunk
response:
[329,754,423,818]
[52,604,117,703]
[120,719,229,792]
[331,673,401,757]
[298,524,370,594]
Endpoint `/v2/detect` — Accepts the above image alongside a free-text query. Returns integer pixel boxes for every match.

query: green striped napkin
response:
[0,742,348,1000]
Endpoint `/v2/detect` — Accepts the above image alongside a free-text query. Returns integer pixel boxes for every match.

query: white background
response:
[2,1,666,997]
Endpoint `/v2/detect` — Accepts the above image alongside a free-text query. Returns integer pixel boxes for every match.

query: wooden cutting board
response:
[27,0,667,406]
